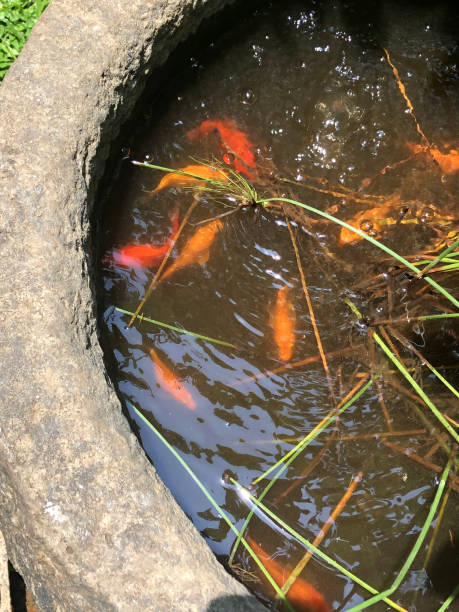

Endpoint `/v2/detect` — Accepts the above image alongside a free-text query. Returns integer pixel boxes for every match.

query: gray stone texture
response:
[0,1,266,610]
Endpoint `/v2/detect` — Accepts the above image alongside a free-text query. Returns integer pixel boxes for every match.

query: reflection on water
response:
[99,1,458,610]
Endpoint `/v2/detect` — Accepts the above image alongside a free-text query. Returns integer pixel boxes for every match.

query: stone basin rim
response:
[0,0,265,610]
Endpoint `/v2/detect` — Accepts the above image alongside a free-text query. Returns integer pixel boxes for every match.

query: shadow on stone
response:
[207,595,265,612]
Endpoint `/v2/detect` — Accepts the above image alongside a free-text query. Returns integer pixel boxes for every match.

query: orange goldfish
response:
[246,537,329,612]
[187,119,257,179]
[150,164,228,194]
[406,142,459,175]
[160,219,223,281]
[150,348,196,410]
[111,212,179,268]
[272,286,296,362]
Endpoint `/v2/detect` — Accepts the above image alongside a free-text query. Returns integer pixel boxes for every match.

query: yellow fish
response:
[150,164,228,194]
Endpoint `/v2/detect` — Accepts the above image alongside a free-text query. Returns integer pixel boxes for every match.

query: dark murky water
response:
[99,1,458,610]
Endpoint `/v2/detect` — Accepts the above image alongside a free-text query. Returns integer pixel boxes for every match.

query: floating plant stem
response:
[383,47,430,146]
[345,299,459,443]
[277,471,363,602]
[261,197,459,310]
[230,479,407,612]
[127,401,295,612]
[234,346,360,385]
[229,375,374,564]
[368,313,459,326]
[252,374,372,485]
[437,584,459,612]
[127,196,199,328]
[345,455,452,611]
[115,307,237,348]
[285,214,336,406]
[387,326,459,400]
[373,332,459,444]
[132,159,230,190]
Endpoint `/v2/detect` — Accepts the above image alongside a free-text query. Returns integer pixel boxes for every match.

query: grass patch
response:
[0,0,50,80]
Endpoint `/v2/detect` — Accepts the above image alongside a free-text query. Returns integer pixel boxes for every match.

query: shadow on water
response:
[207,594,267,611]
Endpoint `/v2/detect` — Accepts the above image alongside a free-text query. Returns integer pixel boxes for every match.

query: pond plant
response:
[104,43,459,612]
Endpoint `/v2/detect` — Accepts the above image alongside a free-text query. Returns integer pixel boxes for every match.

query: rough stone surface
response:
[0,1,266,610]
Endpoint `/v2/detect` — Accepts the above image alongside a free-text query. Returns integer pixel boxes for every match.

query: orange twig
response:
[234,346,359,386]
[128,196,199,328]
[368,329,393,430]
[382,439,459,493]
[278,471,363,601]
[383,48,430,146]
[285,214,336,406]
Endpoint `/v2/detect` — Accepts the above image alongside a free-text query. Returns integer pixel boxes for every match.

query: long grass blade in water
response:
[229,376,374,564]
[373,332,459,444]
[345,455,452,611]
[253,374,373,485]
[115,307,237,348]
[437,584,459,612]
[260,197,459,310]
[345,300,459,444]
[278,471,363,602]
[127,401,295,611]
[230,479,407,612]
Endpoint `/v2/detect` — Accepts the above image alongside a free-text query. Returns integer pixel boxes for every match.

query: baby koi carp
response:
[160,219,223,281]
[272,286,296,362]
[150,348,196,410]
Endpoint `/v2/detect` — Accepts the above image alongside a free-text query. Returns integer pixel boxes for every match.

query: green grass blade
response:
[115,307,237,348]
[253,375,374,485]
[260,197,459,310]
[132,160,230,188]
[416,313,459,322]
[438,584,459,612]
[373,332,459,443]
[229,376,375,563]
[418,238,459,277]
[230,479,407,612]
[346,456,452,611]
[127,401,295,611]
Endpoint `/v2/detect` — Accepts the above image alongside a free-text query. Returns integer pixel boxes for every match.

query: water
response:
[99,1,458,610]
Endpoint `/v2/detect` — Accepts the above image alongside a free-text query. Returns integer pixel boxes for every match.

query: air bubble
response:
[241,89,255,105]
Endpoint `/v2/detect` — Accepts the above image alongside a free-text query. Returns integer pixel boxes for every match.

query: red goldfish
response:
[406,142,459,175]
[160,219,223,281]
[111,212,179,268]
[272,286,296,362]
[150,348,196,410]
[246,537,329,612]
[150,164,228,194]
[187,118,257,179]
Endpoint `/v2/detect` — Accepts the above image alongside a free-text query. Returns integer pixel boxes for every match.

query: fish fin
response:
[198,249,210,264]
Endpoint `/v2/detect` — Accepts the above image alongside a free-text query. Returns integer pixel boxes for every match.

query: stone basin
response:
[0,1,266,609]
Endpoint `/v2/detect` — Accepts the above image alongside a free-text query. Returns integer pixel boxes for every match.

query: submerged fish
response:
[187,118,257,179]
[111,212,179,268]
[272,286,296,362]
[150,164,228,195]
[246,536,330,612]
[149,348,196,410]
[406,142,459,175]
[160,219,223,281]
[339,203,393,245]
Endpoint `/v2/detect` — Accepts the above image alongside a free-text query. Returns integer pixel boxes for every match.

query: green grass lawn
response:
[0,0,50,80]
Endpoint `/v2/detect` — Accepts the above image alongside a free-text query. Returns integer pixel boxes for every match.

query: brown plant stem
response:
[127,196,199,328]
